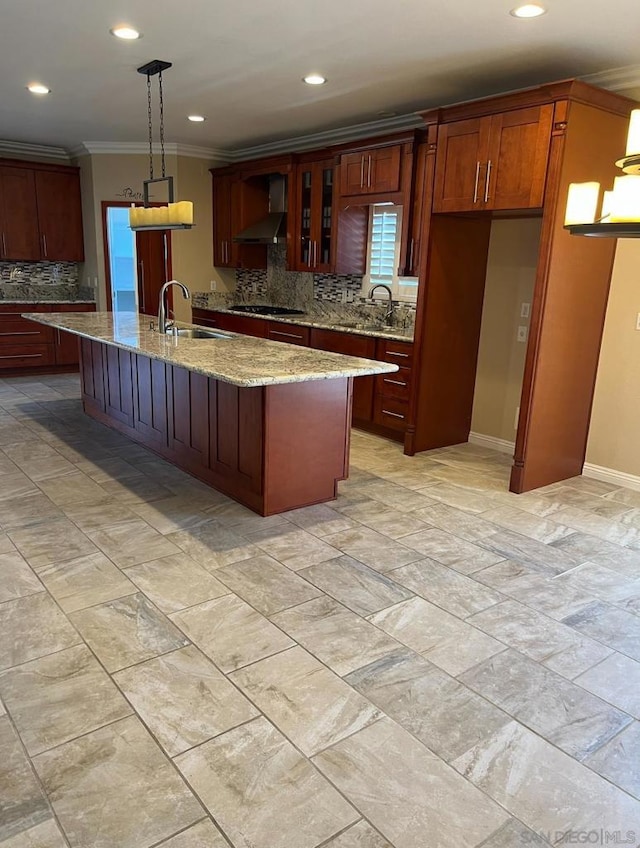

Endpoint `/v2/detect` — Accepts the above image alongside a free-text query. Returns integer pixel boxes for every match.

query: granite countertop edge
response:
[193,304,415,343]
[22,312,399,388]
[0,299,97,304]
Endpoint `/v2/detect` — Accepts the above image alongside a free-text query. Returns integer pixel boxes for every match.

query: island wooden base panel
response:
[79,339,352,516]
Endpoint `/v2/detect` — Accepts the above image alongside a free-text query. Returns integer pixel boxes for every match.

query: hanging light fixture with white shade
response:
[129,60,194,232]
[565,108,640,238]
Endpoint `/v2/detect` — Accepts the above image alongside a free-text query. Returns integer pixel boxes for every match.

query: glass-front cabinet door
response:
[293,158,335,272]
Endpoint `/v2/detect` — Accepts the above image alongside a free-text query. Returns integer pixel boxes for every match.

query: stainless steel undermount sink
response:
[171,327,233,340]
[337,322,399,334]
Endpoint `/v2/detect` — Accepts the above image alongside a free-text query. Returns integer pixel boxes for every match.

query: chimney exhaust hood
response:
[233,174,287,244]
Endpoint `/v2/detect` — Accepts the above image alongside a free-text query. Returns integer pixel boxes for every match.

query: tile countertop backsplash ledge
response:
[191,292,415,343]
[22,312,399,388]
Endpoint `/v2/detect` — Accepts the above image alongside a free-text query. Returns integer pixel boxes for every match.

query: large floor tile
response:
[37,551,135,612]
[0,593,80,671]
[125,553,229,614]
[460,648,631,760]
[369,596,505,676]
[0,819,68,848]
[271,596,400,676]
[286,503,359,537]
[453,720,640,841]
[216,554,321,615]
[322,527,421,573]
[231,646,381,755]
[36,473,109,508]
[170,595,294,672]
[168,522,261,570]
[247,525,341,571]
[0,551,43,603]
[563,600,640,661]
[33,715,203,848]
[70,592,189,672]
[0,716,52,842]
[129,496,214,535]
[299,555,414,616]
[324,820,392,847]
[8,518,99,571]
[313,717,508,848]
[87,518,182,568]
[0,644,131,755]
[478,505,574,544]
[338,500,431,540]
[585,721,640,799]
[390,559,504,618]
[156,819,229,847]
[398,528,504,570]
[175,717,358,848]
[346,648,511,762]
[0,491,63,531]
[575,652,640,718]
[468,600,613,679]
[114,645,258,756]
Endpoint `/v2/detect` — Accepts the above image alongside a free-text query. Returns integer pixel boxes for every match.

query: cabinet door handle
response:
[383,378,407,387]
[484,160,492,203]
[473,161,481,204]
[0,353,43,360]
[270,330,304,340]
[360,156,365,189]
[382,409,406,419]
[1,232,5,257]
[367,155,372,188]
[408,239,415,274]
[0,331,40,337]
[42,234,48,257]
[138,260,145,313]
[313,240,318,268]
[386,350,410,359]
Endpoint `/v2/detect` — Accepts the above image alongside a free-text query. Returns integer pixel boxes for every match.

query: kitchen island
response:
[24,312,398,515]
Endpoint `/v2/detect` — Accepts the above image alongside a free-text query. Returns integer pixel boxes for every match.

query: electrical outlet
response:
[210,280,217,291]
[517,325,528,343]
[636,312,640,330]
[521,302,531,318]
[341,290,348,304]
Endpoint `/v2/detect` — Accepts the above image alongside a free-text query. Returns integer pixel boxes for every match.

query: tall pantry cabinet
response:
[406,80,636,493]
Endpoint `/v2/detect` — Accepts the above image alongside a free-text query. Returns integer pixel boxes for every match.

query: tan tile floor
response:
[1,373,640,847]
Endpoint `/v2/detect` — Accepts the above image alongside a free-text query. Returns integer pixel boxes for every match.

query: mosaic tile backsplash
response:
[0,261,92,301]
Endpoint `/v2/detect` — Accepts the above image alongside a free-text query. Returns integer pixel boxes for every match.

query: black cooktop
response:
[230,305,306,316]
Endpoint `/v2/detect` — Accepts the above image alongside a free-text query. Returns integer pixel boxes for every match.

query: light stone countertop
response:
[0,299,96,304]
[23,312,399,388]
[195,305,415,343]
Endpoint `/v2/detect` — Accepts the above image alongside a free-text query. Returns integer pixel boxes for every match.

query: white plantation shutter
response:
[369,208,399,283]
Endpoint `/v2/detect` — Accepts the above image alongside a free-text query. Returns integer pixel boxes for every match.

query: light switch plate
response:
[517,325,528,343]
[521,302,531,318]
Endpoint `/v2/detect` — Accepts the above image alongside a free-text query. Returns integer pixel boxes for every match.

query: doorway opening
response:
[102,202,172,316]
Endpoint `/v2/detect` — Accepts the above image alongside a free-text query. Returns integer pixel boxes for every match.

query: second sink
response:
[171,327,233,340]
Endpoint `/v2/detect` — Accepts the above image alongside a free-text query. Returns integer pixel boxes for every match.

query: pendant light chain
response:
[146,73,154,181]
[158,69,166,179]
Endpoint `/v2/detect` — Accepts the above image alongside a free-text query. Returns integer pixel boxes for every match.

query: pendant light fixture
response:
[129,60,194,231]
[565,109,640,238]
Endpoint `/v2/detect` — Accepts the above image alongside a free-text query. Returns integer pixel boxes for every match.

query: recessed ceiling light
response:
[510,4,547,17]
[110,26,142,39]
[27,83,50,95]
[303,74,327,86]
[188,115,206,122]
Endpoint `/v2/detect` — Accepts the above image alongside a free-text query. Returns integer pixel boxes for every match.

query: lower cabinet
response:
[209,380,263,495]
[103,346,135,428]
[0,303,95,372]
[133,354,167,446]
[79,339,106,413]
[191,308,415,441]
[167,367,210,470]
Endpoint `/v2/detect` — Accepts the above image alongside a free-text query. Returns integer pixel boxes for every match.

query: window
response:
[362,204,418,302]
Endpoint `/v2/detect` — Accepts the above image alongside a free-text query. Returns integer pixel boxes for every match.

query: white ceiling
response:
[1,0,640,155]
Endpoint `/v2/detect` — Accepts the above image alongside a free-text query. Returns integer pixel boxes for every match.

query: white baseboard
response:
[582,462,640,492]
[468,432,515,455]
[469,432,640,492]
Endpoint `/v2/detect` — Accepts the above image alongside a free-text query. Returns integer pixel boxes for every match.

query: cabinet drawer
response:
[191,308,218,328]
[0,320,54,344]
[376,367,412,400]
[266,323,310,346]
[375,337,414,367]
[309,328,376,358]
[373,395,409,432]
[215,313,267,337]
[0,344,54,369]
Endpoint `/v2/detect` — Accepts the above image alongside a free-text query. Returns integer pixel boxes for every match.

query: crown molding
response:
[70,141,231,162]
[225,113,423,162]
[0,139,70,161]
[583,64,640,92]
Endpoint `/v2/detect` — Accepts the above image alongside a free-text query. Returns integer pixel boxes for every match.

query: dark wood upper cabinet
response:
[432,105,553,213]
[0,166,40,260]
[0,160,84,262]
[34,170,84,261]
[211,169,268,270]
[291,158,335,273]
[339,145,402,196]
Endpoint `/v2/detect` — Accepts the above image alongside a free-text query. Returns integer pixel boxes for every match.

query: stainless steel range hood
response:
[233,174,287,244]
